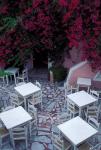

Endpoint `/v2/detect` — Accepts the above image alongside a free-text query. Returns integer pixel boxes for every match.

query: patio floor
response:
[0,68,101,150]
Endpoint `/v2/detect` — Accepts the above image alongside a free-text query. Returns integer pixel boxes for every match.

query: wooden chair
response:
[11,125,28,150]
[53,112,71,125]
[64,83,77,100]
[28,81,42,109]
[28,104,37,137]
[10,93,24,107]
[84,105,99,121]
[16,68,28,84]
[88,117,100,130]
[67,99,79,118]
[90,89,100,105]
[52,127,71,150]
[0,122,9,148]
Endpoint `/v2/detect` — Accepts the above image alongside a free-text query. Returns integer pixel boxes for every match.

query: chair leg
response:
[0,137,2,149]
[12,139,16,150]
[25,139,28,150]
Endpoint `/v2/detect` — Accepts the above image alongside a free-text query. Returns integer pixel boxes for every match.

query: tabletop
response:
[5,67,19,74]
[58,116,98,146]
[67,90,97,108]
[0,106,32,129]
[14,82,41,97]
[77,77,91,86]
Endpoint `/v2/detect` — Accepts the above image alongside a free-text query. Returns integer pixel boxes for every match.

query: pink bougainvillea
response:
[0,0,101,70]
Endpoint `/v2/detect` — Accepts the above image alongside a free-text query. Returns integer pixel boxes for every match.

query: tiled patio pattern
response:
[0,68,101,150]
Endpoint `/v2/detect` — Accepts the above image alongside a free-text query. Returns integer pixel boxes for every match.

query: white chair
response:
[11,125,28,150]
[0,122,9,148]
[90,89,100,105]
[35,80,42,88]
[16,68,28,84]
[28,81,42,109]
[28,104,37,137]
[64,83,77,100]
[54,112,71,125]
[84,105,99,121]
[67,99,79,118]
[38,113,52,136]
[88,117,100,130]
[64,83,77,108]
[90,90,99,99]
[52,128,71,150]
[10,93,24,107]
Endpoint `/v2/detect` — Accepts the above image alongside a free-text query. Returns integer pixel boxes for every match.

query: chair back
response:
[88,117,100,130]
[11,125,28,149]
[35,80,41,88]
[28,104,37,121]
[67,99,79,115]
[90,90,99,100]
[22,69,28,81]
[52,134,64,150]
[28,104,37,136]
[10,93,20,107]
[86,105,99,121]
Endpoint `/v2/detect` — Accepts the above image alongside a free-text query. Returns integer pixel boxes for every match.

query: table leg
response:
[24,97,27,110]
[79,108,82,117]
[14,74,16,85]
[6,75,8,85]
[77,85,79,92]
[74,145,77,150]
[87,86,90,93]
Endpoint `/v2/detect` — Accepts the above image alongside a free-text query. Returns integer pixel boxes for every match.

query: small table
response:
[67,91,97,116]
[14,82,41,109]
[0,106,32,146]
[58,116,98,150]
[0,106,32,129]
[77,77,91,92]
[5,67,19,84]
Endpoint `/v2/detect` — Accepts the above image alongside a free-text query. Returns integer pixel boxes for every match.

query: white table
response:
[77,77,91,92]
[14,82,41,109]
[58,116,98,150]
[0,106,32,129]
[5,67,19,84]
[67,91,98,116]
[0,106,32,147]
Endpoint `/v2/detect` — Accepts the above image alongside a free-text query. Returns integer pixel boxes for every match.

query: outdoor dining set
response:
[0,67,101,150]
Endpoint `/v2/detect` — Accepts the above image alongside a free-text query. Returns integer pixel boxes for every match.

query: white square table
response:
[77,77,91,92]
[14,82,41,109]
[5,67,19,84]
[0,106,32,129]
[58,116,98,150]
[67,90,98,116]
[0,106,32,146]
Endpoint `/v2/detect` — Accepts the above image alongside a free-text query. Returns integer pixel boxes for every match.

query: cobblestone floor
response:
[0,68,101,150]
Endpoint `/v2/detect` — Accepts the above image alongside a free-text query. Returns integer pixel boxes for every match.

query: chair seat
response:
[78,142,92,150]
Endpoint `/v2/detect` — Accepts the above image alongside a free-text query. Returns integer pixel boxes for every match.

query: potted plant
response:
[50,65,68,82]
